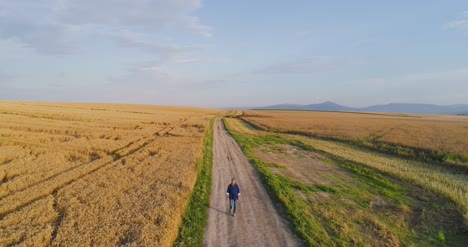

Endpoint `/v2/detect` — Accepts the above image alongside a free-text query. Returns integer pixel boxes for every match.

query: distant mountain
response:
[258,101,354,111]
[259,104,305,110]
[249,102,468,115]
[302,101,356,112]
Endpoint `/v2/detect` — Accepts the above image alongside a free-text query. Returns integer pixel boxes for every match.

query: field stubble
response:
[243,110,468,163]
[0,101,219,246]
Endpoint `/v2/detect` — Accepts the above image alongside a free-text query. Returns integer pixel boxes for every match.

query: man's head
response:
[231,177,236,185]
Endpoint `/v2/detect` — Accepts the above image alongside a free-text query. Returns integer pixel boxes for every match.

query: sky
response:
[0,0,467,108]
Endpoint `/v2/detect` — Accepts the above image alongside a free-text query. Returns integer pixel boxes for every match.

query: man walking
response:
[226,178,240,217]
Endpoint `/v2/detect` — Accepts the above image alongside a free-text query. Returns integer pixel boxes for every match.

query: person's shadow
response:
[209,206,231,216]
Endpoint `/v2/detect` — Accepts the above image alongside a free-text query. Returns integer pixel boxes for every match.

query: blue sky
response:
[0,0,467,108]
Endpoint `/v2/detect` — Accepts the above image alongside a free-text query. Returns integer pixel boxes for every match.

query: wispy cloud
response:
[0,7,70,54]
[110,59,225,89]
[56,0,211,36]
[181,15,213,37]
[446,11,468,33]
[256,56,340,74]
[0,0,212,54]
[174,58,200,64]
[100,30,202,54]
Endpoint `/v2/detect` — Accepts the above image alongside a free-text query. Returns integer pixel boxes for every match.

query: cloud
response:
[183,15,212,37]
[173,59,199,64]
[139,66,169,76]
[56,0,211,36]
[446,11,468,33]
[0,0,211,54]
[110,60,225,89]
[0,2,70,54]
[100,30,202,55]
[256,56,339,74]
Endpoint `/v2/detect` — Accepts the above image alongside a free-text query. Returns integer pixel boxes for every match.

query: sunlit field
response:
[242,110,468,164]
[0,101,219,246]
[224,112,468,246]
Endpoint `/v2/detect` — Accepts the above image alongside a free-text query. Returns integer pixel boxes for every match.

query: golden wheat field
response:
[242,110,468,156]
[0,101,219,246]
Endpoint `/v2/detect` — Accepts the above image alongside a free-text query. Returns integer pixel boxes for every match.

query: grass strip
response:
[173,118,214,246]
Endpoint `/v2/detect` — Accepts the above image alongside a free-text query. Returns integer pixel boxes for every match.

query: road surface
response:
[203,118,301,247]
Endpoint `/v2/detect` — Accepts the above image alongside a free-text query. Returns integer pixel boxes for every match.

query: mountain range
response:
[236,102,468,115]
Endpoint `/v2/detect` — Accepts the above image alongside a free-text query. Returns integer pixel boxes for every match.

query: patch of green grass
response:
[266,162,287,169]
[237,118,259,130]
[173,118,214,247]
[290,141,406,203]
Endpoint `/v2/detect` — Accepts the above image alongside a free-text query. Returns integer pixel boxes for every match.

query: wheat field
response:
[0,101,219,246]
[226,114,468,228]
[238,110,468,218]
[224,117,468,245]
[243,110,468,156]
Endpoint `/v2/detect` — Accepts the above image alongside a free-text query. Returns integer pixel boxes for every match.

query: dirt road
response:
[203,118,301,247]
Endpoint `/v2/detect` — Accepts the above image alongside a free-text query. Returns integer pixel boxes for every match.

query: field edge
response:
[173,117,214,246]
[241,114,468,166]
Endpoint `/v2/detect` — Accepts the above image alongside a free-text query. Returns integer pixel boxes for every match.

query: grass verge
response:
[173,118,214,246]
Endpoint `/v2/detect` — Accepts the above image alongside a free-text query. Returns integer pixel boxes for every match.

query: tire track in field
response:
[49,190,64,245]
[0,137,109,153]
[0,117,189,154]
[0,118,190,219]
[155,117,189,136]
[0,118,190,199]
[0,156,104,200]
[204,118,301,246]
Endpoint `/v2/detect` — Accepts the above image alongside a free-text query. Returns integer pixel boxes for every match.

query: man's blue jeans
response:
[230,199,238,214]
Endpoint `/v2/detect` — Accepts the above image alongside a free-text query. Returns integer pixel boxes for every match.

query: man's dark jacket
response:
[226,184,240,200]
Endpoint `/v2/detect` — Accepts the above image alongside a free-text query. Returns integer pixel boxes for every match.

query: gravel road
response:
[203,118,301,247]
